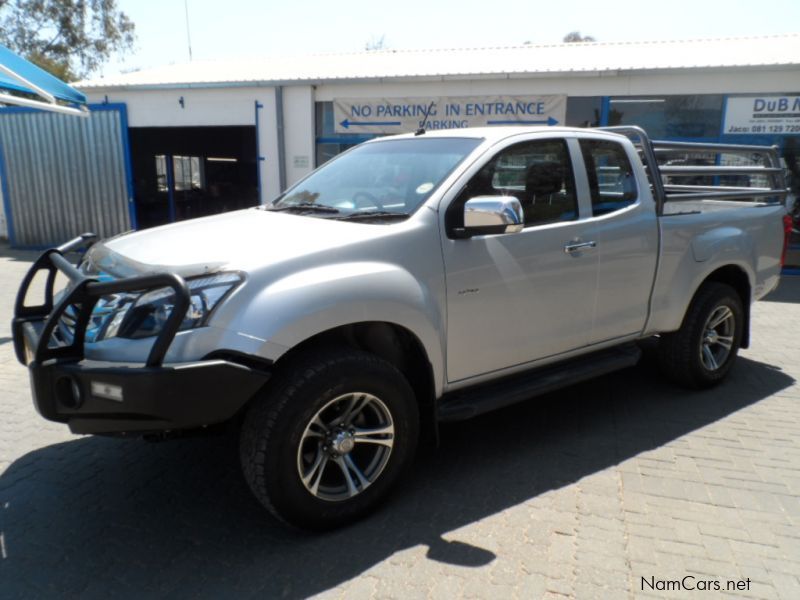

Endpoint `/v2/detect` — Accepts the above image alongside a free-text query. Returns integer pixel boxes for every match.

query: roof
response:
[370,127,638,148]
[389,125,584,141]
[77,34,800,91]
[0,43,87,114]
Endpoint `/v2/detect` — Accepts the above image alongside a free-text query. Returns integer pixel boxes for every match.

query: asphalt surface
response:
[1,243,799,599]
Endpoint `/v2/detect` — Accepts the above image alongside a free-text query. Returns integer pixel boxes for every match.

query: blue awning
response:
[0,43,87,113]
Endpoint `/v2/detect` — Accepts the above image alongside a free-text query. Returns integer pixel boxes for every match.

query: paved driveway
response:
[1,244,799,599]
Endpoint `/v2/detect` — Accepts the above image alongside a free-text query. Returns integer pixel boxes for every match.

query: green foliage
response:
[0,0,135,81]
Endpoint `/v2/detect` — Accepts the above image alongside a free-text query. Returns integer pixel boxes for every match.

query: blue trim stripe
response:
[86,103,128,112]
[0,101,127,115]
[782,267,800,276]
[0,138,15,246]
[254,100,264,204]
[4,243,50,251]
[115,103,138,229]
[719,94,729,138]
[599,97,611,127]
[165,154,176,223]
[316,135,376,145]
[0,104,84,115]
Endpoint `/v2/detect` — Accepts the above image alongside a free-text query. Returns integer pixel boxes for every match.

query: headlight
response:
[84,272,242,342]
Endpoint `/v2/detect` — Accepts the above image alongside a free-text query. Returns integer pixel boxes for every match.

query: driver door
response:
[441,137,599,383]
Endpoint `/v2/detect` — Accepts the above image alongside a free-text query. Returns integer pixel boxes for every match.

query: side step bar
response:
[437,344,642,422]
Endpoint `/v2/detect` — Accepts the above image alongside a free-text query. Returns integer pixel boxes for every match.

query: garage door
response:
[0,104,134,248]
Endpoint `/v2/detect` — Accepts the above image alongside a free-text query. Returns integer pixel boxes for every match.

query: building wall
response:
[282,86,315,187]
[89,88,257,127]
[257,90,281,201]
[85,87,284,201]
[84,65,800,204]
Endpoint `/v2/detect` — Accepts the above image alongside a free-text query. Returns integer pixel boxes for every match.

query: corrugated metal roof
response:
[77,34,800,90]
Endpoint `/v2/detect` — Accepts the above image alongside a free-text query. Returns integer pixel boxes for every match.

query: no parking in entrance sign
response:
[333,95,567,134]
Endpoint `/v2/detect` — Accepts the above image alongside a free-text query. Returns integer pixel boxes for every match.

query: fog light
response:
[55,376,83,408]
[90,381,124,402]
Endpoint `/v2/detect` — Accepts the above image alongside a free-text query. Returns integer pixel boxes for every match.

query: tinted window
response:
[579,140,638,216]
[608,95,723,139]
[451,139,578,228]
[566,97,602,128]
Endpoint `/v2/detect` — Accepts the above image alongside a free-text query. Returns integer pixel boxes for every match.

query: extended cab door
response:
[574,137,659,343]
[441,136,599,383]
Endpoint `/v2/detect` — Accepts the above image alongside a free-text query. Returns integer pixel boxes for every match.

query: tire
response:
[239,346,419,530]
[658,282,744,389]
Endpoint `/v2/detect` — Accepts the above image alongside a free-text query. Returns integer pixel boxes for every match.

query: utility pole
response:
[184,0,193,61]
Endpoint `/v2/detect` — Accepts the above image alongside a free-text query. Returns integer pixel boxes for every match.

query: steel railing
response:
[13,233,190,368]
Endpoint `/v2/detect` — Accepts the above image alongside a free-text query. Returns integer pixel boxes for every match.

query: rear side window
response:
[579,140,638,216]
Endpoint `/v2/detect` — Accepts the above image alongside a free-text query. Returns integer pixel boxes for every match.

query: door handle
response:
[564,240,597,254]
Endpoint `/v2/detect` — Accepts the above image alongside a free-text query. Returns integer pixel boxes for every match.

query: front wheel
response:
[658,282,744,389]
[239,347,419,529]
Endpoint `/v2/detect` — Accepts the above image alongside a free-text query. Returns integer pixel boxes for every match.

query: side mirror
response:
[460,196,524,237]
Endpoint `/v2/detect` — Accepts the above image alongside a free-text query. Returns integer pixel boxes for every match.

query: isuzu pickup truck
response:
[12,126,793,529]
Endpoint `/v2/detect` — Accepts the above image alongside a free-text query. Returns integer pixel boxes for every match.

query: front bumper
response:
[28,355,268,435]
[13,234,269,435]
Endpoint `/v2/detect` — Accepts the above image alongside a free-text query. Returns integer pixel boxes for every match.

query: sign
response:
[723,96,800,135]
[333,95,566,134]
[292,155,310,168]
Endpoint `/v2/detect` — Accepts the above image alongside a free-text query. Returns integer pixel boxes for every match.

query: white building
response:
[1,34,799,245]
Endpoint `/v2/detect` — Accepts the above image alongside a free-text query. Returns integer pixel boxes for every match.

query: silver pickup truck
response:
[12,126,793,529]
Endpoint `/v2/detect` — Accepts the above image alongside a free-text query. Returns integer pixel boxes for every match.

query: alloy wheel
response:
[699,304,735,371]
[296,392,394,502]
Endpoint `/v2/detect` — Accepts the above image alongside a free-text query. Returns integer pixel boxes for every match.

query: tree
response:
[563,31,596,43]
[0,0,135,81]
[365,35,387,52]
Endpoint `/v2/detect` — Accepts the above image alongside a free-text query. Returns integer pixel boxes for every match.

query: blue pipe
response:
[254,100,265,204]
[165,154,176,223]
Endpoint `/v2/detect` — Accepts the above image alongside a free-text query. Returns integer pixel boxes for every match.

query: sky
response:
[102,0,800,76]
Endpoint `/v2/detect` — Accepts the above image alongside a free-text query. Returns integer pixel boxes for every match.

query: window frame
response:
[445,136,583,234]
[575,137,641,218]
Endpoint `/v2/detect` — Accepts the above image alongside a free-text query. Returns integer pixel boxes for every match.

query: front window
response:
[270,137,483,220]
[449,139,578,229]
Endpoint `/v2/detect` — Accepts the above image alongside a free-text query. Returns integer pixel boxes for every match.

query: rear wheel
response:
[658,282,744,389]
[239,347,419,529]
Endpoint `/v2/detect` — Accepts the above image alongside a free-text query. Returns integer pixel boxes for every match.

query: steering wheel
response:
[352,191,384,210]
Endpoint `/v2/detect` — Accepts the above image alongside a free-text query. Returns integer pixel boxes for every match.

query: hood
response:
[85,208,402,278]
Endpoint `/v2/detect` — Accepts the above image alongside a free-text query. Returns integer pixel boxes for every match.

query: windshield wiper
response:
[265,202,340,214]
[337,210,410,221]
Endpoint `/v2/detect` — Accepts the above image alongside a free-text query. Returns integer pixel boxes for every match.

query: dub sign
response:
[724,96,800,135]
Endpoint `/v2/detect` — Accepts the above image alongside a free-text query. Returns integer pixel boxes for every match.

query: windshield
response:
[270,137,483,219]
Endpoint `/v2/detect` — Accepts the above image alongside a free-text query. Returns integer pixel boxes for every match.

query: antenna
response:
[415,101,435,136]
[184,0,193,61]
